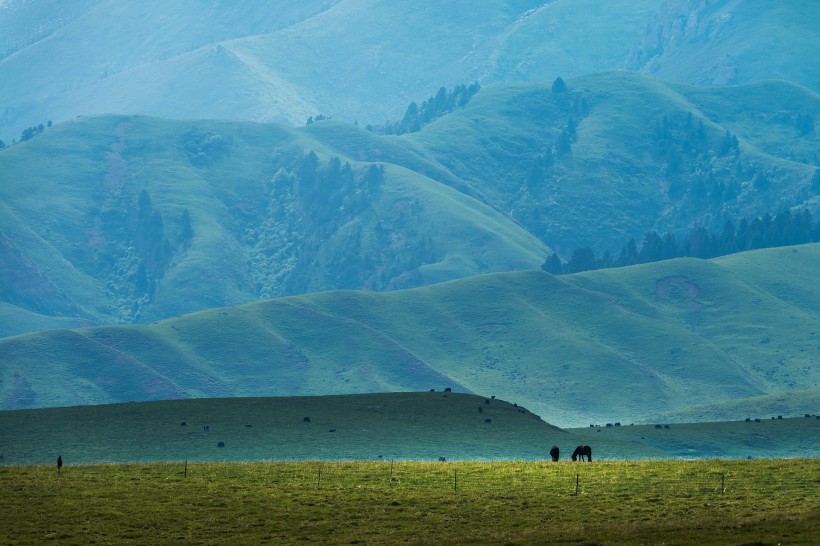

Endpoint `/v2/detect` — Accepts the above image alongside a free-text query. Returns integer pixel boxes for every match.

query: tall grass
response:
[1,459,817,545]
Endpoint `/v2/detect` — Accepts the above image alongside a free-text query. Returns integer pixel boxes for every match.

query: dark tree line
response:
[367,82,481,135]
[1,121,53,149]
[543,209,820,274]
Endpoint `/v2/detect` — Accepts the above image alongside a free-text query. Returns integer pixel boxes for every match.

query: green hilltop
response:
[2,243,818,427]
[1,393,817,466]
[0,74,816,336]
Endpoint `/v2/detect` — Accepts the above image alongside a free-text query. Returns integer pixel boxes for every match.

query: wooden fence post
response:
[184,459,187,478]
[575,474,580,496]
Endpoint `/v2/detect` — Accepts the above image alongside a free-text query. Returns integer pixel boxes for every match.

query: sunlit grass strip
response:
[2,459,818,545]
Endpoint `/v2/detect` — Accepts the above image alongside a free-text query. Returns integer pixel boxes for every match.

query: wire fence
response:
[154,459,819,499]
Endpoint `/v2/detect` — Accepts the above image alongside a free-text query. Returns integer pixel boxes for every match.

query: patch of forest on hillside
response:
[545,207,820,274]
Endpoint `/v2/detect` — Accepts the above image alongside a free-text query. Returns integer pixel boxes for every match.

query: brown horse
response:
[571,445,592,462]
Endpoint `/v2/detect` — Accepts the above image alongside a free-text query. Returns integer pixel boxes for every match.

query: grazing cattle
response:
[303,417,311,423]
[444,388,452,392]
[549,445,560,462]
[203,425,209,431]
[484,418,492,423]
[571,445,592,462]
[217,442,225,448]
[439,457,446,462]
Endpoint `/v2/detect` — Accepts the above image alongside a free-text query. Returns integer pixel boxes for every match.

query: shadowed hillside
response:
[0,115,548,332]
[1,393,816,465]
[0,392,567,465]
[2,244,818,427]
[1,75,816,336]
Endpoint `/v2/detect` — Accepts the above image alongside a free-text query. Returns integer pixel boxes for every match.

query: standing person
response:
[57,455,63,473]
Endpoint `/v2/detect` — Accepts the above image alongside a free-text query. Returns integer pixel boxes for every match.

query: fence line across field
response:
[154,459,818,498]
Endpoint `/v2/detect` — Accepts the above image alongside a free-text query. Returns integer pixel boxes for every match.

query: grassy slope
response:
[0,394,817,466]
[6,0,818,146]
[2,244,819,426]
[0,393,567,465]
[0,1,664,142]
[646,387,820,424]
[407,73,818,252]
[0,114,547,331]
[0,0,337,138]
[629,0,820,91]
[674,79,820,165]
[2,74,816,336]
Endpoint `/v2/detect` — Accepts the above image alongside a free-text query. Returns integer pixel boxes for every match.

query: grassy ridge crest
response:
[2,244,819,426]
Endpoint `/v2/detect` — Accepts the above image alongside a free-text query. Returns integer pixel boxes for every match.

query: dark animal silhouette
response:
[571,445,592,462]
[57,455,63,473]
[549,446,560,462]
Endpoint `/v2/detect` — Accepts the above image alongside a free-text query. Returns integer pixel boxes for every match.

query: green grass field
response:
[1,459,817,545]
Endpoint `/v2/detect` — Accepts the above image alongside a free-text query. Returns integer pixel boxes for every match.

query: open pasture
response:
[1,459,817,545]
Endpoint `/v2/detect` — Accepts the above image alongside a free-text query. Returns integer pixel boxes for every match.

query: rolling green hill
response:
[1,393,817,466]
[407,72,818,254]
[1,74,817,336]
[645,387,820,424]
[0,392,566,465]
[2,244,818,426]
[0,114,548,330]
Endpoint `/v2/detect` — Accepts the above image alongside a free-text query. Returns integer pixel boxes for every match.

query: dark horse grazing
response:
[571,445,592,462]
[549,445,560,462]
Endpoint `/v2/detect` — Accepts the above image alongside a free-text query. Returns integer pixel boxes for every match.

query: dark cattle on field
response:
[549,445,560,462]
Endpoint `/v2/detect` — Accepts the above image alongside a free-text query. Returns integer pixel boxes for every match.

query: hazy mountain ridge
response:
[0,0,818,433]
[2,244,818,427]
[3,0,817,144]
[626,0,820,90]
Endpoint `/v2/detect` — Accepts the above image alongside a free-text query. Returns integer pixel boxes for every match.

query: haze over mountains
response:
[0,1,818,427]
[2,0,818,143]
